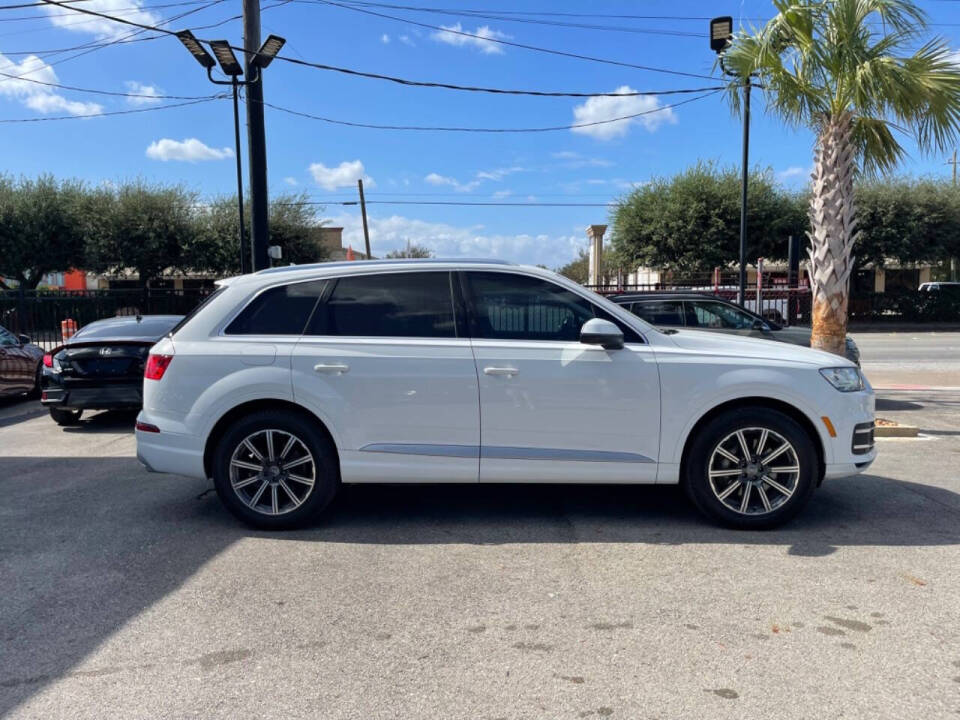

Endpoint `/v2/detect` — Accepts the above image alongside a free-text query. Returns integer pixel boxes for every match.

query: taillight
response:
[43,353,53,368]
[144,354,173,380]
[135,421,160,433]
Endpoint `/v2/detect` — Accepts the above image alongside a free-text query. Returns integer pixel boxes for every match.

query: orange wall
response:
[63,270,86,290]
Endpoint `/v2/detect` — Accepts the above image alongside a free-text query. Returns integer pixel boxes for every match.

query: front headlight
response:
[819,367,864,392]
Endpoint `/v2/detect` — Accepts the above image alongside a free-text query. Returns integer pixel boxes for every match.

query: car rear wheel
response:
[212,410,339,529]
[50,407,83,426]
[682,407,817,530]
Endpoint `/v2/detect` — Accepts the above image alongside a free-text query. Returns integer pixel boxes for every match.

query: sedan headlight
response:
[819,367,864,392]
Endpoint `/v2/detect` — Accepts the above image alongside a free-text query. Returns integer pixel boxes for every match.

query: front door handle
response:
[483,366,519,377]
[314,363,350,375]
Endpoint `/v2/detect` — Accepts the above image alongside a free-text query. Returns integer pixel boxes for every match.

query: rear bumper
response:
[41,382,143,410]
[135,410,206,479]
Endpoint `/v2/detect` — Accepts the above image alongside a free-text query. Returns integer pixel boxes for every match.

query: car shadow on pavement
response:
[59,410,138,434]
[2,457,959,716]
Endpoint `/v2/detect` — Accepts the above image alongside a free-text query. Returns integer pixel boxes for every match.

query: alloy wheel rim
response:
[707,427,800,516]
[229,429,316,516]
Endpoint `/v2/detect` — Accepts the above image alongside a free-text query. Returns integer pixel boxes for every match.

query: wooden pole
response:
[358,179,371,259]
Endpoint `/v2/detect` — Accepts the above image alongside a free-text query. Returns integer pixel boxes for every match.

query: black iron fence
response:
[0,288,211,350]
[2,280,956,350]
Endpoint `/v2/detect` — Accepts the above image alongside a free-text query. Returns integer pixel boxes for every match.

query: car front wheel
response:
[682,407,818,530]
[212,410,339,529]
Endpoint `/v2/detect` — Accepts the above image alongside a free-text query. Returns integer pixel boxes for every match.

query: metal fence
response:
[0,288,211,350]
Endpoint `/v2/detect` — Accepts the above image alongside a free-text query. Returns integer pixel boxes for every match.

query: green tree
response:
[84,181,197,287]
[610,162,806,272]
[385,242,434,258]
[555,247,617,283]
[854,178,960,271]
[186,193,330,275]
[0,175,87,289]
[723,0,960,354]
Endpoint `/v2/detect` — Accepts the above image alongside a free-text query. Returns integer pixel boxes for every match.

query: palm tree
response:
[722,0,960,354]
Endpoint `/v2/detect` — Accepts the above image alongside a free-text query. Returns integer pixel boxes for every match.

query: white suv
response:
[136,260,876,530]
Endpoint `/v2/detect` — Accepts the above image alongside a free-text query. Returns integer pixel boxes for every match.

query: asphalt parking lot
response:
[1,339,959,719]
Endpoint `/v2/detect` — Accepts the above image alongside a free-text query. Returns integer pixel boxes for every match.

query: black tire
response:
[50,407,83,426]
[682,407,818,530]
[28,364,42,399]
[212,410,339,530]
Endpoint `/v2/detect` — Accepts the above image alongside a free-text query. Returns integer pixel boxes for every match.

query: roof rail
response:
[256,258,514,275]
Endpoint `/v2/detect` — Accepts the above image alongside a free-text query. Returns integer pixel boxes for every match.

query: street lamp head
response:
[251,34,286,69]
[209,40,244,76]
[176,30,215,69]
[710,16,734,54]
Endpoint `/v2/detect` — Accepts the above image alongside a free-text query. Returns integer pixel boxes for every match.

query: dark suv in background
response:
[612,292,860,365]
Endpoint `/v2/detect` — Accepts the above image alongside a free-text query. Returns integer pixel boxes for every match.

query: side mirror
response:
[752,318,769,332]
[17,334,31,345]
[580,318,624,350]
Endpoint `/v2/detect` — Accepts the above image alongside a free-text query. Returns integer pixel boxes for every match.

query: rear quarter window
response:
[225,281,327,335]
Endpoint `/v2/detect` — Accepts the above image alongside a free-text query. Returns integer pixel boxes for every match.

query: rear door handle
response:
[314,363,349,375]
[483,366,519,377]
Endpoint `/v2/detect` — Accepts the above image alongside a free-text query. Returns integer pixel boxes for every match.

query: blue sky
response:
[2,0,959,267]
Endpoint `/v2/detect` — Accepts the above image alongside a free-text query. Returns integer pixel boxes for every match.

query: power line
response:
[277,55,724,96]
[280,199,616,207]
[313,0,717,80]
[0,0,208,22]
[257,89,722,133]
[295,0,704,38]
[0,94,221,122]
[0,69,215,99]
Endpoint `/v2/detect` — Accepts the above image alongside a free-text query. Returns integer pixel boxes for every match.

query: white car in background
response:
[136,260,876,530]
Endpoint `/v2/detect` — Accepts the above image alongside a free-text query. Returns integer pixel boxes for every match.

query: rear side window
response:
[307,272,456,338]
[225,280,326,335]
[631,300,685,327]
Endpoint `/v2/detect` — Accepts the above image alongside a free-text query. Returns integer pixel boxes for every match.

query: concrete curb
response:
[874,420,919,438]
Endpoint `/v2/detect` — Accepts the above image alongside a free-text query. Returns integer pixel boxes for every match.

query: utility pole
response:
[949,149,958,186]
[243,0,269,272]
[358,178,371,259]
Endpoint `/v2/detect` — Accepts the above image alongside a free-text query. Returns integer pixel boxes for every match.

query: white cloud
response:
[425,165,526,193]
[399,34,415,47]
[492,189,512,198]
[948,50,960,65]
[551,151,614,168]
[42,0,161,40]
[424,172,480,192]
[145,138,233,162]
[0,53,103,116]
[381,33,390,44]
[571,87,676,140]
[309,160,375,190]
[284,176,299,186]
[329,212,584,267]
[777,165,811,182]
[476,165,526,181]
[432,22,508,54]
[124,81,161,106]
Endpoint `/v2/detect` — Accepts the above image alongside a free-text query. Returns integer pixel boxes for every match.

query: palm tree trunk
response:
[807,112,858,357]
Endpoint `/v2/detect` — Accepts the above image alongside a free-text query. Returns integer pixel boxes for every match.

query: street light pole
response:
[231,75,248,275]
[738,77,750,307]
[176,30,285,275]
[243,0,270,272]
[711,16,753,307]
